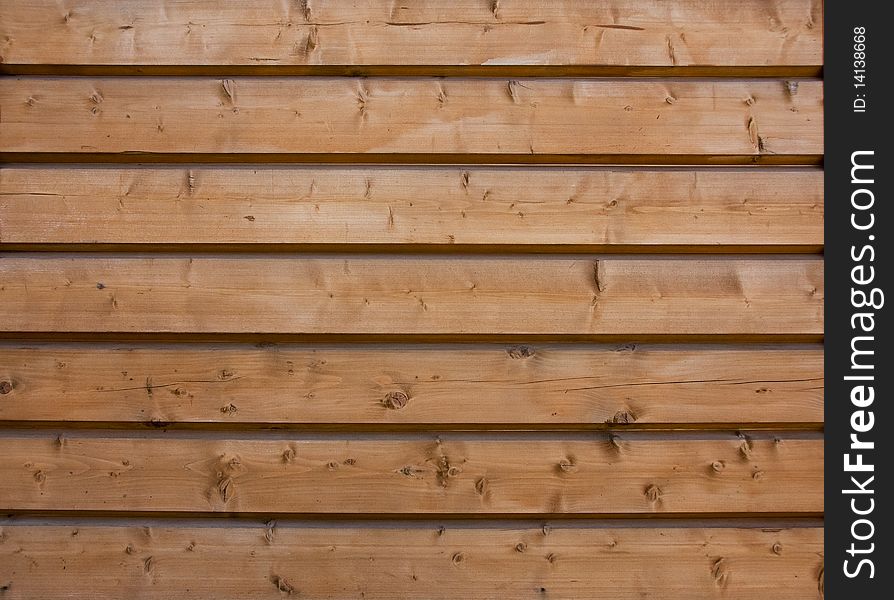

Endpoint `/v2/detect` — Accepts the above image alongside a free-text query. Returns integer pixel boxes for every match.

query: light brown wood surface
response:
[0,166,824,250]
[0,1,826,595]
[0,523,825,599]
[0,78,823,158]
[0,0,823,74]
[0,256,823,336]
[0,343,824,426]
[0,434,822,514]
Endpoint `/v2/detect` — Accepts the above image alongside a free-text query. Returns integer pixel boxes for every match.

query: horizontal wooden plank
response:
[0,65,827,78]
[0,522,825,599]
[0,256,823,336]
[0,1,823,73]
[0,343,824,427]
[0,167,824,250]
[0,434,823,514]
[0,78,823,158]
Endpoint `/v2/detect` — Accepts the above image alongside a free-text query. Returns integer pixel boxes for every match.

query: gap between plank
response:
[0,421,824,433]
[0,333,825,343]
[0,243,825,254]
[0,509,825,521]
[0,153,824,166]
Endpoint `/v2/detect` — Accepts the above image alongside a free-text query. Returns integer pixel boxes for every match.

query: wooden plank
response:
[0,65,827,78]
[0,256,823,336]
[0,343,824,427]
[0,167,824,250]
[0,1,823,74]
[0,78,823,158]
[0,434,823,514]
[0,522,825,599]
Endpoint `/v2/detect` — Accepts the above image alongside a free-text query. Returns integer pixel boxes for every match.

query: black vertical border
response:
[826,1,892,596]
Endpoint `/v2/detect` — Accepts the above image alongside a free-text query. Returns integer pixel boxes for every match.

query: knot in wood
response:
[507,80,521,103]
[0,380,12,394]
[711,460,725,473]
[271,575,296,594]
[399,465,425,478]
[558,458,577,473]
[752,470,764,481]
[220,403,238,415]
[221,79,236,103]
[608,433,622,451]
[711,557,729,587]
[433,455,461,487]
[451,552,465,566]
[737,434,754,460]
[383,390,409,410]
[507,345,535,359]
[218,477,234,502]
[643,484,663,503]
[608,410,636,424]
[772,542,783,555]
[515,542,527,553]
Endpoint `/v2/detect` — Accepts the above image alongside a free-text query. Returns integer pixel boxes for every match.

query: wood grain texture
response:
[0,256,824,336]
[0,343,824,426]
[0,78,823,157]
[0,0,823,72]
[0,434,823,514]
[0,522,825,599]
[0,1,827,597]
[0,166,824,250]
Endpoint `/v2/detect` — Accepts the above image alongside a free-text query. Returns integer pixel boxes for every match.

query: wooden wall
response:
[0,1,824,598]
